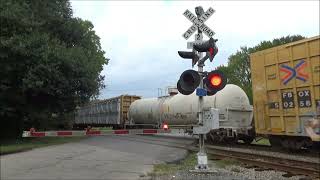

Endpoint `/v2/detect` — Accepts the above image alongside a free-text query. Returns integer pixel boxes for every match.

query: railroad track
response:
[114,135,320,179]
[206,145,320,179]
[212,141,320,159]
[149,134,319,159]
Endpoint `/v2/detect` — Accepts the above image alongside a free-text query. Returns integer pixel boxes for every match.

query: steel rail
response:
[206,145,320,179]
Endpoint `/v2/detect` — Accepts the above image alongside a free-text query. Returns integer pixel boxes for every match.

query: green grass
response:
[149,153,241,177]
[238,137,271,146]
[0,136,86,155]
[251,137,271,146]
[149,152,197,176]
[210,157,240,168]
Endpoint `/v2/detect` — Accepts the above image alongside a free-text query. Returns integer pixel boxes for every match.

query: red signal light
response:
[210,75,222,87]
[204,70,227,96]
[209,47,214,57]
[163,124,169,130]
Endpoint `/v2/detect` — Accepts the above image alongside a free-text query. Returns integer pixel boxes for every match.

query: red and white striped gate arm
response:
[23,128,171,137]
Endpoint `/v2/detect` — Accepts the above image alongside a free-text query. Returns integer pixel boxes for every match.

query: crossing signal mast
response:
[178,6,227,172]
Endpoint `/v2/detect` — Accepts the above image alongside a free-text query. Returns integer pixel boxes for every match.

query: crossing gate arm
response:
[23,128,172,137]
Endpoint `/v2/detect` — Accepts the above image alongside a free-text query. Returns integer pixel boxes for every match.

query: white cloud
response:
[71,0,319,99]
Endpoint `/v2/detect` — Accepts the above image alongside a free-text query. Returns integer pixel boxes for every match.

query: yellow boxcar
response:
[250,36,320,149]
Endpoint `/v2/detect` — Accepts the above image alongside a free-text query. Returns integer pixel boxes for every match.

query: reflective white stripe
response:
[45,131,57,136]
[71,131,86,136]
[23,129,172,137]
[128,129,143,134]
[22,131,30,137]
[157,129,172,133]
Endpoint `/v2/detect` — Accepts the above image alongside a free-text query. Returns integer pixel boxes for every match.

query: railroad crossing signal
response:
[182,7,215,40]
[204,70,227,96]
[177,69,201,95]
[178,50,199,67]
[179,6,221,172]
[178,6,225,96]
[177,69,227,96]
[193,37,218,62]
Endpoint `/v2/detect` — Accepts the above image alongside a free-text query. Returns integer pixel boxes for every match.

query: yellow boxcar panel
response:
[292,43,307,60]
[266,65,279,90]
[278,48,291,63]
[256,102,266,130]
[267,90,280,116]
[250,53,268,132]
[250,36,320,141]
[311,56,320,84]
[120,95,141,123]
[270,116,283,133]
[284,116,298,133]
[309,38,320,57]
[265,51,277,65]
[314,86,320,109]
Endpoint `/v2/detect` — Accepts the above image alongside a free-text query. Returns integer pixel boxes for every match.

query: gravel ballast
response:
[143,161,310,180]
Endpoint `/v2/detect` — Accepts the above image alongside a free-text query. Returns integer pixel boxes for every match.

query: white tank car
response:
[129,84,254,143]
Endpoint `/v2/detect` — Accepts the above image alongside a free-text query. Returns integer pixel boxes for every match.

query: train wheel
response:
[281,137,305,151]
[206,131,219,144]
[206,133,214,143]
[269,135,282,147]
[280,138,290,149]
[312,142,320,151]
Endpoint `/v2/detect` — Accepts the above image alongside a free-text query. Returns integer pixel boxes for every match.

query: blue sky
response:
[70,0,319,99]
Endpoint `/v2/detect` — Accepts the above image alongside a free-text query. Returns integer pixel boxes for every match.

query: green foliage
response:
[217,35,305,104]
[0,0,108,138]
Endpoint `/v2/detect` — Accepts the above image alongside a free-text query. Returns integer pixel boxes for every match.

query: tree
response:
[0,0,108,139]
[217,35,305,104]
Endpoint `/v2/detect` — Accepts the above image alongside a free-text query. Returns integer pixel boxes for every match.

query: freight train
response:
[74,84,255,144]
[74,36,319,150]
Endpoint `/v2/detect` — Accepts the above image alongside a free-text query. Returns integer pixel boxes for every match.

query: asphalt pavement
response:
[1,135,194,180]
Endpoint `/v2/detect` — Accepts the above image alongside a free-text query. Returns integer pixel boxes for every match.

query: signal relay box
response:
[193,108,219,134]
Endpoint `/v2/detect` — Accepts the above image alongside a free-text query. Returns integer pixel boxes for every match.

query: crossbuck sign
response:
[182,7,215,40]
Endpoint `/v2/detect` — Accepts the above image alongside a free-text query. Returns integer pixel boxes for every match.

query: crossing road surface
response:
[1,135,194,180]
